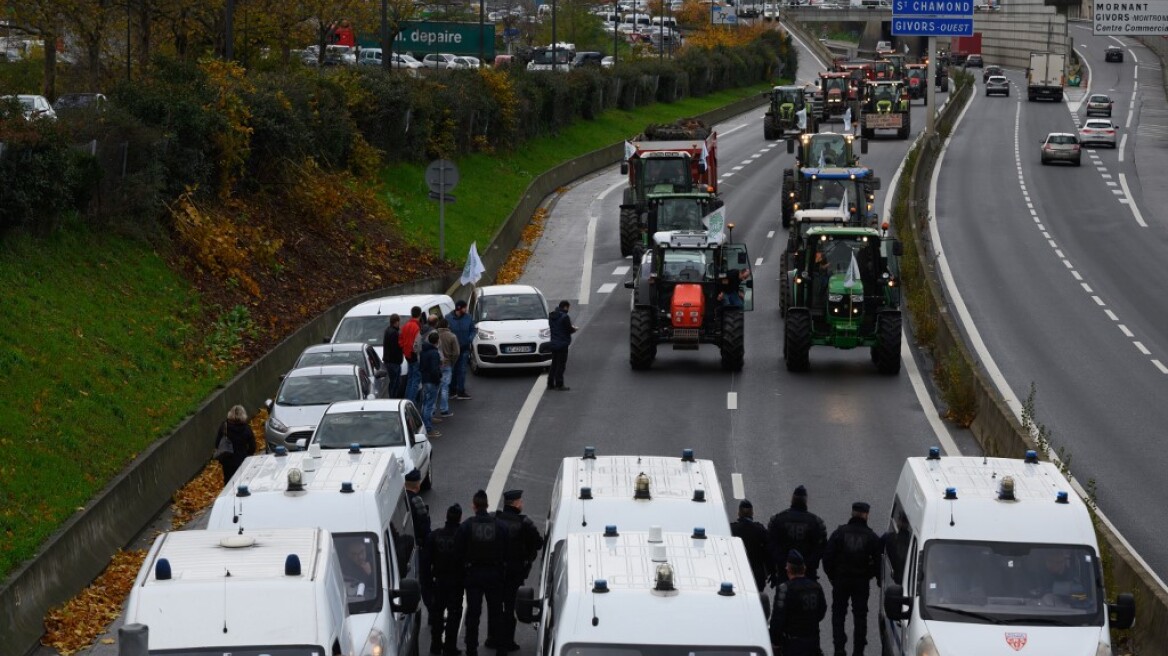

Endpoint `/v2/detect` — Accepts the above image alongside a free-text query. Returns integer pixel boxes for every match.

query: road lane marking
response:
[485,378,547,504]
[731,473,745,499]
[613,265,629,276]
[767,230,775,239]
[1081,283,1093,293]
[1106,309,1119,320]
[1093,296,1106,306]
[596,283,616,294]
[1120,133,1127,162]
[1135,341,1151,355]
[755,257,764,266]
[727,392,738,410]
[1118,174,1148,227]
[1155,360,1168,374]
[1072,270,1082,281]
[1120,324,1134,337]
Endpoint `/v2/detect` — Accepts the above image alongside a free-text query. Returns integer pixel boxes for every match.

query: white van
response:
[650,15,678,29]
[330,293,455,372]
[208,449,424,656]
[879,450,1135,656]
[123,527,357,655]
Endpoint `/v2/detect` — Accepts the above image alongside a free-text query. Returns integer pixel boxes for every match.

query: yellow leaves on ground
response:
[496,207,549,285]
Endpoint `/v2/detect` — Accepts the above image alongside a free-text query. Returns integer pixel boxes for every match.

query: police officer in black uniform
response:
[731,499,771,591]
[456,489,510,656]
[423,504,465,655]
[494,489,544,652]
[823,501,881,656]
[406,469,432,543]
[770,549,827,656]
[768,485,828,583]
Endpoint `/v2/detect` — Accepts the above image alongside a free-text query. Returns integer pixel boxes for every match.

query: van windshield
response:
[920,540,1104,626]
[333,316,389,345]
[336,532,385,615]
[313,410,406,448]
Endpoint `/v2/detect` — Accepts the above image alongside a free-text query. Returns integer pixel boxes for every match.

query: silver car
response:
[293,342,384,384]
[984,75,1009,97]
[1040,132,1081,166]
[1085,94,1113,117]
[1078,119,1117,148]
[265,364,373,450]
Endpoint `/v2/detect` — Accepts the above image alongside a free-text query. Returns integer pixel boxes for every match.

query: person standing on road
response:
[495,490,544,652]
[770,549,827,656]
[436,318,459,421]
[446,299,475,399]
[457,489,511,656]
[215,405,257,487]
[420,331,442,438]
[405,468,431,543]
[824,501,881,656]
[401,306,424,403]
[382,313,403,398]
[547,300,577,391]
[423,503,466,656]
[767,485,828,583]
[731,499,771,591]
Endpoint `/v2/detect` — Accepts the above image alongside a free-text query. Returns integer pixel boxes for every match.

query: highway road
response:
[934,29,1168,582]
[65,30,974,656]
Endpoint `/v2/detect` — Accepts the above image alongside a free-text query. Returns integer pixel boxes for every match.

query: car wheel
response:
[1041,158,1048,165]
[1074,157,1081,167]
[422,458,433,491]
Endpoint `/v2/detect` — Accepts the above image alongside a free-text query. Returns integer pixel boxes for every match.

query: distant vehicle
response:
[602,55,615,68]
[1040,132,1081,166]
[984,75,1009,96]
[358,48,423,75]
[964,53,983,68]
[448,55,481,69]
[323,44,357,66]
[264,364,376,450]
[1,94,56,121]
[1027,51,1065,102]
[53,92,108,116]
[1085,93,1113,117]
[572,51,605,68]
[469,284,554,372]
[305,399,433,489]
[1079,119,1117,148]
[422,52,457,69]
[982,65,1003,83]
[1105,45,1124,62]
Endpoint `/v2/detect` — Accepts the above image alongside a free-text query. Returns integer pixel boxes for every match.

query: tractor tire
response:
[872,313,902,375]
[784,310,812,373]
[619,208,639,258]
[923,92,928,106]
[764,115,778,140]
[720,309,745,372]
[781,172,795,228]
[779,252,790,318]
[630,307,657,370]
[862,126,875,140]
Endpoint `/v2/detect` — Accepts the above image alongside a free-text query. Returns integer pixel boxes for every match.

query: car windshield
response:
[920,540,1104,626]
[816,237,876,275]
[314,410,405,448]
[276,374,360,406]
[296,350,365,370]
[778,89,802,104]
[1090,95,1110,103]
[807,179,851,209]
[478,293,546,321]
[333,316,390,345]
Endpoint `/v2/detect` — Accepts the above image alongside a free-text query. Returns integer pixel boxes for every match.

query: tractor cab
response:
[633,193,723,257]
[628,151,699,195]
[904,64,927,100]
[879,53,907,80]
[772,85,806,116]
[866,81,908,113]
[789,132,866,168]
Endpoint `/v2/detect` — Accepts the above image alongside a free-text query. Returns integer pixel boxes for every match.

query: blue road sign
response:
[503,27,520,37]
[891,16,974,35]
[891,0,973,16]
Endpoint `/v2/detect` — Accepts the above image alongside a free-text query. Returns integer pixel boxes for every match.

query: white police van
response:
[879,449,1135,656]
[207,448,423,656]
[122,527,355,655]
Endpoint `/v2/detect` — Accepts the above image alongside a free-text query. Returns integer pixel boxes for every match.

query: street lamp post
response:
[125,0,132,81]
[614,0,619,64]
[479,0,485,63]
[659,0,664,61]
[225,0,234,60]
[381,0,391,72]
[552,0,557,71]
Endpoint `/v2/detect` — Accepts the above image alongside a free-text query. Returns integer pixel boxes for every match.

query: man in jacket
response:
[423,504,465,656]
[768,485,828,583]
[457,490,511,656]
[400,306,423,403]
[770,549,827,656]
[547,300,577,391]
[382,313,404,398]
[494,490,544,652]
[435,318,460,420]
[446,300,476,399]
[419,332,442,437]
[823,501,881,656]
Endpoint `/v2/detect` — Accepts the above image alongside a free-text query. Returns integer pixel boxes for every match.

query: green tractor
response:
[782,225,903,374]
[859,81,911,140]
[764,85,815,140]
[625,227,753,371]
[787,131,866,169]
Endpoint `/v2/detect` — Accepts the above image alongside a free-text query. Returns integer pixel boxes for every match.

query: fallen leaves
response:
[496,208,548,285]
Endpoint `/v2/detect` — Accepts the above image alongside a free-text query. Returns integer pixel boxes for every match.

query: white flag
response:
[844,251,860,289]
[903,42,909,54]
[702,206,726,238]
[796,107,807,130]
[699,140,710,171]
[624,140,636,161]
[839,188,848,215]
[817,149,826,169]
[461,241,486,285]
[843,107,852,134]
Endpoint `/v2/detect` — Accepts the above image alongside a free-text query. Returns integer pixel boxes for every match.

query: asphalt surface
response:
[935,29,1168,582]
[59,32,982,656]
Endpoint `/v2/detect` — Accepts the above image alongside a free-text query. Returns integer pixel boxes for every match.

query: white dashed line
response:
[1154,360,1168,375]
[1106,310,1119,321]
[613,266,630,276]
[1071,270,1082,281]
[596,282,616,294]
[1081,283,1093,293]
[1120,325,1134,337]
[1107,181,1118,187]
[1101,174,1113,179]
[755,257,764,266]
[1063,260,1074,269]
[1135,342,1151,355]
[731,472,745,499]
[1120,134,1127,162]
[1093,296,1106,306]
[767,230,775,239]
[732,165,745,171]
[740,160,754,166]
[727,392,738,410]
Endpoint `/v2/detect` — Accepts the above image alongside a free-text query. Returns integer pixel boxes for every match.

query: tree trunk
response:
[137,0,151,70]
[42,34,57,101]
[87,37,103,88]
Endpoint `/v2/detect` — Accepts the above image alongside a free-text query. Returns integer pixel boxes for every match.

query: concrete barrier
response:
[899,72,1168,654]
[1,88,771,656]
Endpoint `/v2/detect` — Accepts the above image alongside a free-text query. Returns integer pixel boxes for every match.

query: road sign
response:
[892,16,974,35]
[425,159,459,193]
[891,0,973,16]
[371,21,496,58]
[1094,1,1168,36]
[503,27,520,37]
[428,191,456,202]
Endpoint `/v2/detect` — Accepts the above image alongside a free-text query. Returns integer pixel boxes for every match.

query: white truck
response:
[1027,51,1066,102]
[878,449,1135,656]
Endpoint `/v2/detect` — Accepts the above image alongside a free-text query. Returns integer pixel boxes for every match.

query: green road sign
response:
[359,21,496,59]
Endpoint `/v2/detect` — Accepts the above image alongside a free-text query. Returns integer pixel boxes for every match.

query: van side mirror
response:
[624,280,635,289]
[883,583,912,621]
[391,578,422,614]
[322,336,331,343]
[760,591,771,620]
[1110,592,1135,630]
[266,399,274,412]
[413,431,428,444]
[515,586,541,623]
[860,138,869,155]
[621,162,629,175]
[892,240,904,256]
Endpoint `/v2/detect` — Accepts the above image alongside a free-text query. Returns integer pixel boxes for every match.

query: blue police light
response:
[927,446,941,460]
[348,443,361,454]
[604,524,619,537]
[236,484,251,497]
[718,582,736,596]
[1056,491,1070,504]
[340,482,355,494]
[593,579,610,593]
[681,448,695,462]
[944,487,958,500]
[692,527,707,539]
[274,445,288,457]
[583,446,597,460]
[1025,450,1039,463]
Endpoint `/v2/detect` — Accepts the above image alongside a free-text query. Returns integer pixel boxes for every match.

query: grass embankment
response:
[1,81,775,586]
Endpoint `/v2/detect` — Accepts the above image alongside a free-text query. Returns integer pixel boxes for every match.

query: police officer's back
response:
[424,504,466,655]
[730,499,771,591]
[823,501,881,656]
[456,489,511,656]
[495,489,544,651]
[770,549,827,656]
[406,468,431,542]
[767,485,828,581]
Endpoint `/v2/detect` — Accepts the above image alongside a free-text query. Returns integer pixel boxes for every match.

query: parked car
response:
[305,399,433,489]
[572,51,605,68]
[358,48,423,75]
[1078,119,1117,148]
[423,53,457,69]
[984,75,1009,97]
[1085,93,1113,117]
[264,365,375,450]
[602,55,616,68]
[1040,132,1081,166]
[53,92,108,117]
[322,44,356,66]
[448,55,481,69]
[292,342,384,384]
[470,284,553,372]
[1105,45,1124,62]
[1,94,56,121]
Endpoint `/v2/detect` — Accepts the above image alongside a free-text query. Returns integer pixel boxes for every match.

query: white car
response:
[305,399,433,490]
[358,48,423,74]
[448,55,481,69]
[469,284,553,372]
[423,53,457,69]
[1078,119,1117,148]
[329,293,455,374]
[2,94,56,121]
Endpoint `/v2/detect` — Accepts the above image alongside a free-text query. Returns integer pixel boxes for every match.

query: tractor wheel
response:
[872,313,902,375]
[784,310,812,373]
[720,309,745,372]
[630,307,657,370]
[781,172,794,228]
[779,252,790,318]
[619,208,639,258]
[898,115,911,140]
[763,115,778,140]
[922,92,928,106]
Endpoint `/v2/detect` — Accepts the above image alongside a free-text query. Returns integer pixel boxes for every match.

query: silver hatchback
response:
[985,75,1010,97]
[264,365,373,450]
[1078,119,1117,148]
[1040,133,1081,166]
[1085,94,1113,117]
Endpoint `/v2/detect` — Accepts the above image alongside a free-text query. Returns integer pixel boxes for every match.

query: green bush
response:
[0,120,97,232]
